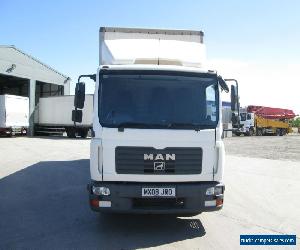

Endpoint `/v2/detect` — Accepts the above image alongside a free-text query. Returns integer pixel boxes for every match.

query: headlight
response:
[214,186,223,195]
[206,186,223,195]
[206,187,214,195]
[92,186,110,196]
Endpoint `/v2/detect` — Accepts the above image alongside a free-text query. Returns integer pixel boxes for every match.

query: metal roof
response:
[0,45,69,79]
[0,45,70,84]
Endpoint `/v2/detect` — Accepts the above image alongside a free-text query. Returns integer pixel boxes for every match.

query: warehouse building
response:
[0,45,71,135]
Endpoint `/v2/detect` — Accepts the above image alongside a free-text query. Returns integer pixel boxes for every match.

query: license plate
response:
[142,187,176,197]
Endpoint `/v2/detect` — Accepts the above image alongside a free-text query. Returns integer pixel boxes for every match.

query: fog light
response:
[205,200,216,207]
[92,186,110,196]
[99,201,111,208]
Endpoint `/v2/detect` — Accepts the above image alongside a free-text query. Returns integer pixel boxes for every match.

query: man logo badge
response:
[153,162,165,171]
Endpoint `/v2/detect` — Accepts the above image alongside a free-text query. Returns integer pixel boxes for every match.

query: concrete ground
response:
[225,134,300,161]
[0,135,299,249]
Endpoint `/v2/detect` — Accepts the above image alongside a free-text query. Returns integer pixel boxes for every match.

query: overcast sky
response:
[1,0,299,114]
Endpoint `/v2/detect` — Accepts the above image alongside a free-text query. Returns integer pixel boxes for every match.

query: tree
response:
[291,117,300,127]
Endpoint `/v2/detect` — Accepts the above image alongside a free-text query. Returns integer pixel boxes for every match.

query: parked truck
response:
[0,95,29,136]
[72,27,238,214]
[35,95,93,138]
[235,105,295,136]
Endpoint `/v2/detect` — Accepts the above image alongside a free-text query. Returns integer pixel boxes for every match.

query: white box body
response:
[0,95,29,128]
[99,27,206,68]
[37,95,93,126]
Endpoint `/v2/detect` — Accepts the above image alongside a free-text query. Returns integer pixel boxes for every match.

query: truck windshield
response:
[240,113,247,121]
[98,71,219,129]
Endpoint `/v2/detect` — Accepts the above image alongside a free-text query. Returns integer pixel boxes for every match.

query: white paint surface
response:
[37,95,93,126]
[0,95,29,128]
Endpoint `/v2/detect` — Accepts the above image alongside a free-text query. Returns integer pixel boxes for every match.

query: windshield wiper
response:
[167,122,214,131]
[103,121,215,131]
[117,122,163,129]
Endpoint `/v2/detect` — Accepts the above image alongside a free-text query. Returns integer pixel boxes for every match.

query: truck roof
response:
[98,64,216,75]
[100,27,204,38]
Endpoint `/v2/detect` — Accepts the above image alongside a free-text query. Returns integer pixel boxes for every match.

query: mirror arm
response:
[78,74,96,83]
[218,76,229,93]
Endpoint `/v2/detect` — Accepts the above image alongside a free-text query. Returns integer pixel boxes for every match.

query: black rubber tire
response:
[7,128,15,137]
[246,128,254,136]
[66,128,76,138]
[276,129,281,136]
[256,129,263,136]
[79,129,88,138]
[249,128,254,136]
[280,129,286,136]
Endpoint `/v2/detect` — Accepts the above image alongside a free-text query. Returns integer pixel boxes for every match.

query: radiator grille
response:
[115,147,202,174]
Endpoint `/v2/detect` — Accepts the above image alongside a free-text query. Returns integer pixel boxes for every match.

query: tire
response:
[280,129,286,136]
[66,128,76,138]
[7,128,15,137]
[276,129,281,136]
[79,129,88,138]
[256,129,263,136]
[249,129,254,136]
[246,128,254,136]
[235,132,241,136]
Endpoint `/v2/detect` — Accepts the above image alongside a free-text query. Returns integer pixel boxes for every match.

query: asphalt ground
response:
[0,136,299,249]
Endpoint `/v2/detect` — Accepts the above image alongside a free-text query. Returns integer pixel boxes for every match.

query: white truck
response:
[235,108,255,136]
[73,27,238,214]
[0,95,29,136]
[35,95,93,138]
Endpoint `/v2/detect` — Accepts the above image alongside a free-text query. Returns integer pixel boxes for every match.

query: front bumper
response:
[87,181,224,214]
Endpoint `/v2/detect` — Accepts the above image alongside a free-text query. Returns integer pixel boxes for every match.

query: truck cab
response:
[73,27,236,214]
[236,111,255,136]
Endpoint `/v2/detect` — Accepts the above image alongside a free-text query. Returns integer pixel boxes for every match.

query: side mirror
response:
[74,82,85,109]
[72,109,83,123]
[231,112,240,126]
[218,76,229,93]
[230,85,238,111]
